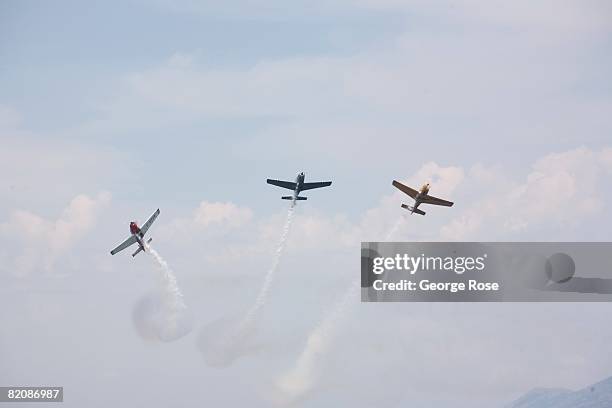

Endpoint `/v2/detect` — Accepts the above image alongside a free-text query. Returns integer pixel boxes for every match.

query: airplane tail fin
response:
[401,204,425,215]
[282,196,307,201]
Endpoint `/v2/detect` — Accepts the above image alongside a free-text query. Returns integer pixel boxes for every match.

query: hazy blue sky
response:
[1,1,612,407]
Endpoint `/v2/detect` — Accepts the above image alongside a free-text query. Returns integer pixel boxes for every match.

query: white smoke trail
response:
[240,203,295,328]
[198,202,296,366]
[384,216,405,241]
[132,245,192,342]
[274,216,405,403]
[148,246,187,313]
[275,280,359,404]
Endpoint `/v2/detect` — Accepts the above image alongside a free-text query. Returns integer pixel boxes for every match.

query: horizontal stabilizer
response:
[401,204,426,215]
[282,196,307,200]
[132,246,144,257]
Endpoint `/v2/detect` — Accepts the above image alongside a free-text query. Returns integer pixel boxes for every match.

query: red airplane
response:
[110,209,160,257]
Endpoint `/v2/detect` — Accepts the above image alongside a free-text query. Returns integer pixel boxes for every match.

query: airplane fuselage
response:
[412,196,423,212]
[409,184,430,214]
[294,172,306,198]
[129,222,146,252]
[135,234,145,251]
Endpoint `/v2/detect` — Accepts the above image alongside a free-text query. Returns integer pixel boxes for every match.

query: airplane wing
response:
[110,235,138,255]
[267,179,297,190]
[140,208,160,235]
[392,180,419,199]
[421,195,454,207]
[301,181,332,191]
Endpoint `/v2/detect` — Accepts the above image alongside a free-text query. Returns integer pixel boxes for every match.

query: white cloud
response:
[157,201,255,265]
[0,192,111,277]
[193,201,253,228]
[440,147,612,239]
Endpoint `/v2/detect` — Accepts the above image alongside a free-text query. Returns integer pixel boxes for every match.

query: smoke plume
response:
[274,216,405,403]
[132,246,193,342]
[240,203,295,328]
[197,203,296,366]
[384,215,406,241]
[274,280,359,404]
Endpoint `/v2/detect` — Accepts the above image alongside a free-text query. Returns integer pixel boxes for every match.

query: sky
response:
[1,1,612,407]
